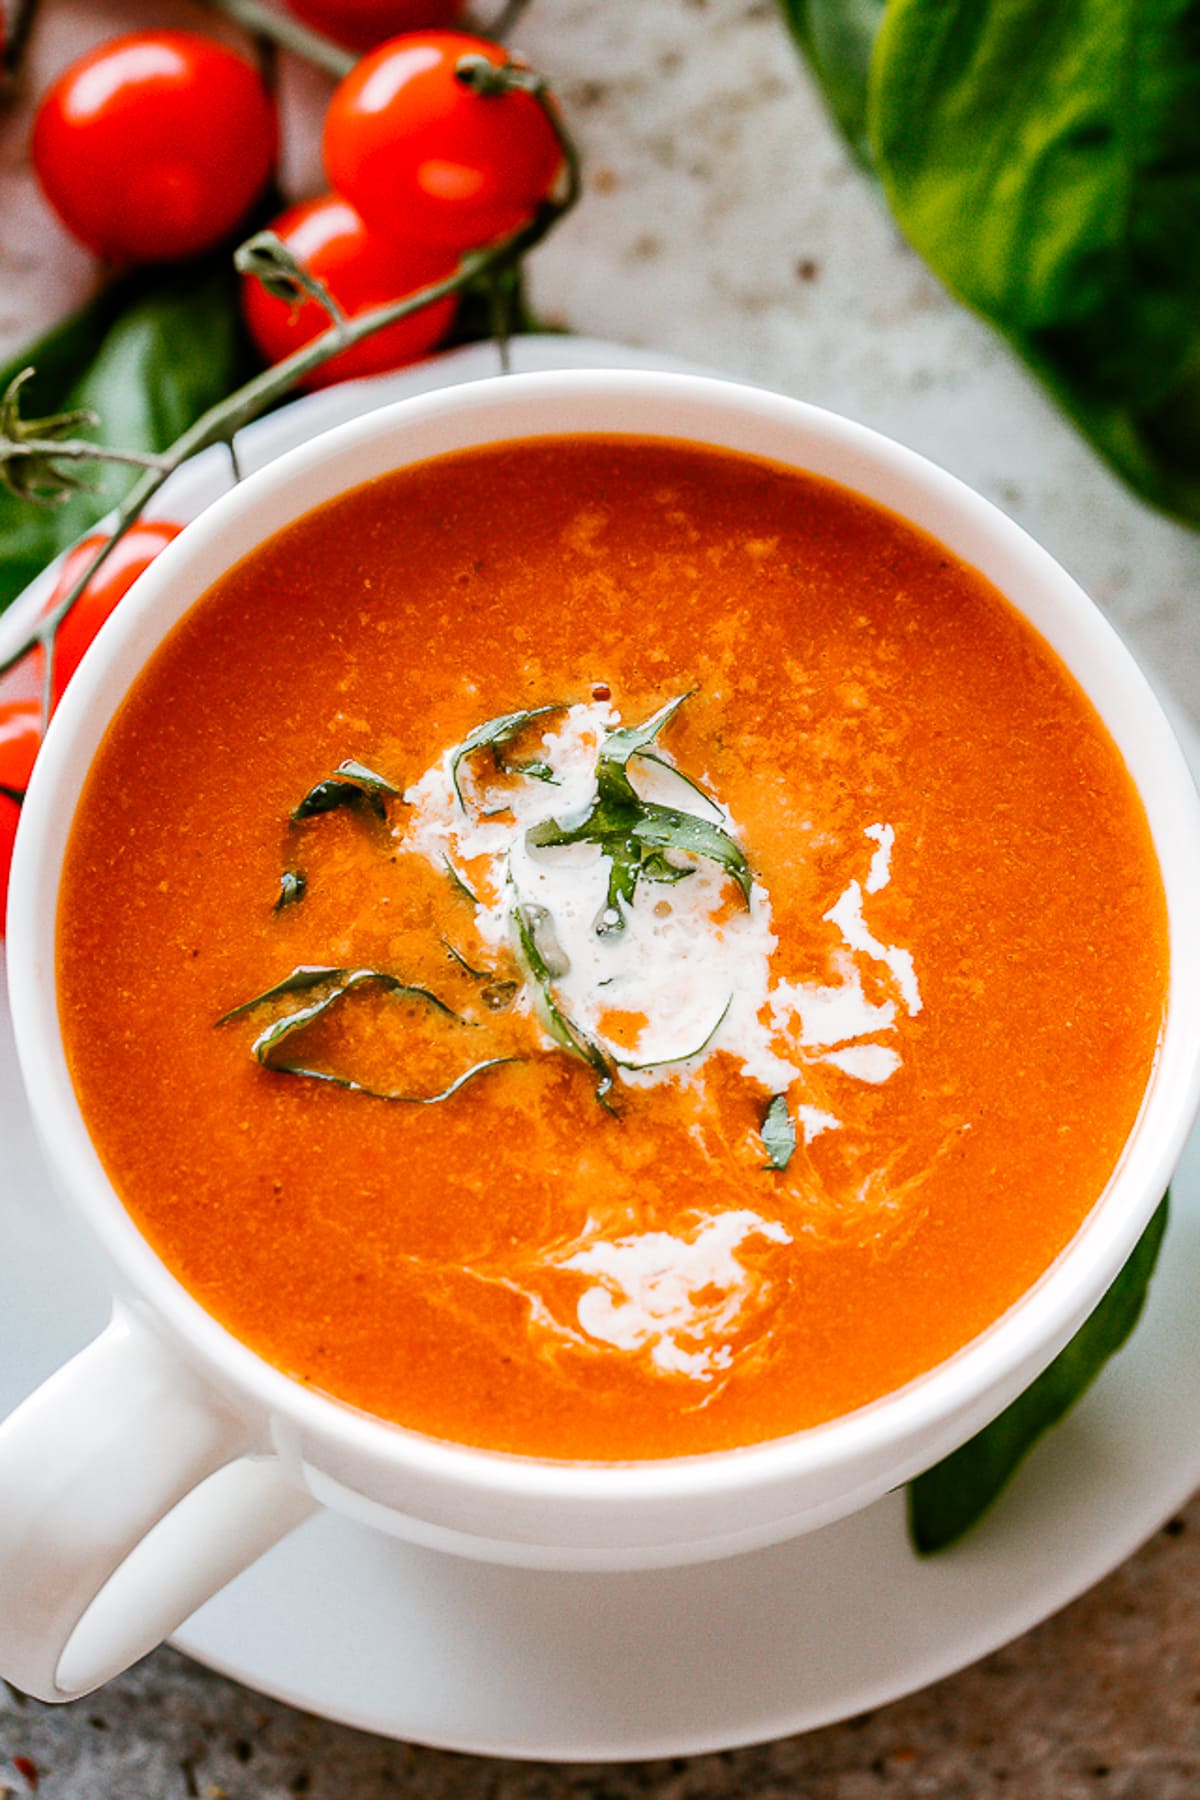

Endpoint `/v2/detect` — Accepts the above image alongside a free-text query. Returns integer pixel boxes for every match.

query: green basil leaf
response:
[526,692,751,935]
[273,870,306,912]
[215,963,349,1023]
[216,965,460,1030]
[614,993,733,1071]
[450,705,565,808]
[597,836,642,936]
[778,0,886,164]
[525,794,637,851]
[761,1093,797,1170]
[908,1193,1170,1555]
[278,1054,518,1105]
[516,901,571,977]
[507,758,558,784]
[597,691,694,803]
[442,854,480,906]
[511,899,617,1109]
[632,806,753,903]
[527,797,644,936]
[291,760,400,822]
[440,936,489,979]
[216,964,509,1103]
[0,257,253,617]
[437,940,521,1010]
[868,0,1200,525]
[639,852,695,885]
[637,752,723,820]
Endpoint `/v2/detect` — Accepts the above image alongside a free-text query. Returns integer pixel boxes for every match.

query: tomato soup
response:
[56,438,1168,1460]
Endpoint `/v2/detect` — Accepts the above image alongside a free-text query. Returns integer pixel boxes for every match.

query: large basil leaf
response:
[869,0,1200,525]
[778,0,885,164]
[778,0,1200,526]
[908,1194,1170,1554]
[0,257,253,617]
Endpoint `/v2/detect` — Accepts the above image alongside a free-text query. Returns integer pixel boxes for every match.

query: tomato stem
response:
[191,0,355,80]
[486,265,519,375]
[0,61,582,724]
[0,0,45,90]
[0,373,174,505]
[236,231,350,330]
[0,439,174,489]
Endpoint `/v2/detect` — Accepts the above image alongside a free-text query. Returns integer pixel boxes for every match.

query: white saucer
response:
[3,340,1199,1761]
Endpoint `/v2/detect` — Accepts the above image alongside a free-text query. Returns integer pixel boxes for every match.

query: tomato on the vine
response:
[242,195,459,389]
[323,32,563,250]
[43,521,183,708]
[0,698,42,933]
[284,0,465,52]
[0,517,181,924]
[32,32,277,264]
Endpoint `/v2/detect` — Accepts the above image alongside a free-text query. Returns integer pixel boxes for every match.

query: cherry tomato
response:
[43,521,183,708]
[32,32,277,264]
[323,32,562,250]
[0,698,42,935]
[242,195,459,389]
[284,0,465,52]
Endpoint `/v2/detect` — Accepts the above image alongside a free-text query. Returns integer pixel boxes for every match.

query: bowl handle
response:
[0,1307,316,1701]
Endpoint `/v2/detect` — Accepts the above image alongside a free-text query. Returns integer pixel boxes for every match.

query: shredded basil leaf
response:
[761,1094,796,1170]
[292,760,401,824]
[442,854,479,906]
[439,938,518,1010]
[273,870,306,913]
[216,964,351,1023]
[614,994,733,1071]
[511,899,617,1110]
[637,751,723,820]
[631,809,751,902]
[638,853,694,885]
[518,901,571,977]
[258,1053,519,1105]
[597,691,694,793]
[216,964,514,1103]
[440,937,489,979]
[526,692,751,936]
[449,705,565,809]
[217,965,459,1032]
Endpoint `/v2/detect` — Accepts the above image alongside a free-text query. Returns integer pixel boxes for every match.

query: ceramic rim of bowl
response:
[10,369,1200,1523]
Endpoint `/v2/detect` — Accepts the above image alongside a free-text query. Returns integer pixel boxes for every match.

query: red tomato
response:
[32,32,277,263]
[284,0,465,52]
[0,697,42,935]
[323,32,562,250]
[242,195,459,389]
[43,520,183,708]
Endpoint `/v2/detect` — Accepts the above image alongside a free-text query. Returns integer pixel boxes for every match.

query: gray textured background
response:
[3,0,1200,1792]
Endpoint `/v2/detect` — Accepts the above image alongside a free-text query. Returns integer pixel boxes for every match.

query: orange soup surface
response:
[57,438,1168,1460]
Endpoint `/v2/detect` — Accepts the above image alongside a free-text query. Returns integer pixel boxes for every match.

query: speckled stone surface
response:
[4,1502,1200,1797]
[3,0,1200,1793]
